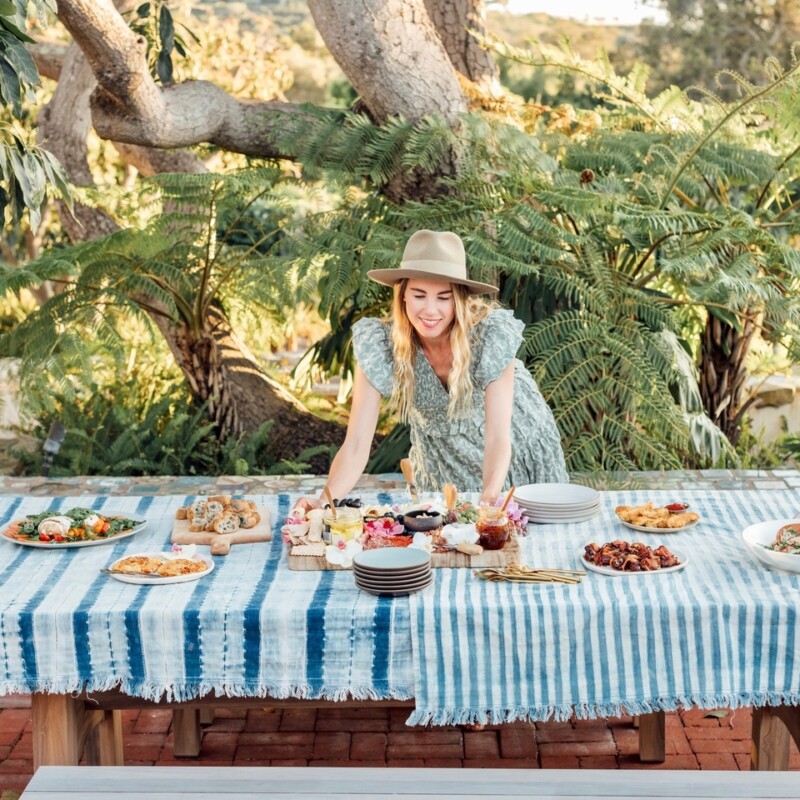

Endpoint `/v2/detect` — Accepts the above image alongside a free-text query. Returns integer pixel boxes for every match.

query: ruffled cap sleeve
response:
[352,318,394,397]
[475,309,524,389]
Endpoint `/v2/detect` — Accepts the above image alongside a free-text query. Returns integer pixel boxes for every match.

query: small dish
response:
[403,509,443,532]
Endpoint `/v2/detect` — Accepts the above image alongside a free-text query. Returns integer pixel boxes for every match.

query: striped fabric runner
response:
[407,489,800,726]
[0,494,413,703]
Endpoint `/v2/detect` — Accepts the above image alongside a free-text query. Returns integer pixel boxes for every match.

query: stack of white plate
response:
[352,548,432,596]
[514,483,601,524]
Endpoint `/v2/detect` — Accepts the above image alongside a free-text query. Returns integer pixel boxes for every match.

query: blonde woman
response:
[307,230,567,507]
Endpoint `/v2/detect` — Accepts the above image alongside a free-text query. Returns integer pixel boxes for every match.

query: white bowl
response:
[742,518,800,574]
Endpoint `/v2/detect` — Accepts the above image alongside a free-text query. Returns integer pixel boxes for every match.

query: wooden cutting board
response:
[287,535,521,571]
[171,506,272,555]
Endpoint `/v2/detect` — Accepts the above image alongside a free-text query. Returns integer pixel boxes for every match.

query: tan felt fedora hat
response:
[367,230,498,295]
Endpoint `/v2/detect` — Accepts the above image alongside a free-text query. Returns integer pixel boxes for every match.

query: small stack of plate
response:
[514,483,601,524]
[352,548,432,596]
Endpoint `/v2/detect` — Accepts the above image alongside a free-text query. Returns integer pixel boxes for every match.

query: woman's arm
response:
[480,361,515,504]
[316,364,382,505]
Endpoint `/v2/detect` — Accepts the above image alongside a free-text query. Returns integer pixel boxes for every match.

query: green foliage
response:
[0,168,311,391]
[0,0,70,228]
[267,43,800,473]
[734,417,787,470]
[637,0,800,101]
[365,422,410,474]
[127,1,199,84]
[13,370,333,478]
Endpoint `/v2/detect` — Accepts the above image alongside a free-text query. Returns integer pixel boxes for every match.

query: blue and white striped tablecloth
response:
[0,493,413,703]
[407,489,800,725]
[2,490,800,728]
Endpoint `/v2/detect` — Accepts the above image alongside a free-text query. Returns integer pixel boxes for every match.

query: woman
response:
[308,229,567,507]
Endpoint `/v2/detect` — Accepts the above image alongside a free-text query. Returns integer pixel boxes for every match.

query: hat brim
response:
[367,268,498,295]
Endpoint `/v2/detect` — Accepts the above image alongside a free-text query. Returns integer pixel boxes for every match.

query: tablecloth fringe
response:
[405,690,800,727]
[0,678,415,705]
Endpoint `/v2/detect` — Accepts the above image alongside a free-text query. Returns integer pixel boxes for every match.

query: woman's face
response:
[403,279,455,342]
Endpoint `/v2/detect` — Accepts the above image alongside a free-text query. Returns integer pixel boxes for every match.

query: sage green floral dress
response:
[352,309,568,493]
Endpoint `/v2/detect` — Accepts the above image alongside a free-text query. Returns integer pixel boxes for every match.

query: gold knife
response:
[400,458,419,504]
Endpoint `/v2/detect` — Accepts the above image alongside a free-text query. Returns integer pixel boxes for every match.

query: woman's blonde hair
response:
[389,279,496,422]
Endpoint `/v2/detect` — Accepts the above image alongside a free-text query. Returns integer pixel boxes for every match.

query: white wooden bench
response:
[19,766,800,799]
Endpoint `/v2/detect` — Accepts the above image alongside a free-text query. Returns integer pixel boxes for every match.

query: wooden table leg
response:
[172,708,202,757]
[199,707,216,725]
[31,693,90,768]
[751,706,800,770]
[84,709,123,766]
[638,711,666,762]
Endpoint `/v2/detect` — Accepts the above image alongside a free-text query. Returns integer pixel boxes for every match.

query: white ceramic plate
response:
[528,512,601,524]
[514,483,600,506]
[517,499,601,511]
[105,552,214,585]
[354,571,432,589]
[519,506,601,515]
[742,518,800,574]
[2,520,147,549]
[357,577,433,596]
[583,550,687,577]
[354,564,431,580]
[353,547,431,572]
[618,519,699,535]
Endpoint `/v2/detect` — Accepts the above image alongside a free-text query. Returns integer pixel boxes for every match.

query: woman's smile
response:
[404,279,455,340]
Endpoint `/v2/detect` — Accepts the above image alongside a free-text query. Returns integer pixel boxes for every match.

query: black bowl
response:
[403,509,443,532]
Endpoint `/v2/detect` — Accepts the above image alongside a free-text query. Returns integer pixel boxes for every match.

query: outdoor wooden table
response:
[2,490,800,771]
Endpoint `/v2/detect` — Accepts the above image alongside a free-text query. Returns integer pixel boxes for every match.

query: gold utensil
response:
[473,563,585,585]
[323,486,337,519]
[499,485,515,512]
[100,568,172,578]
[400,458,419,504]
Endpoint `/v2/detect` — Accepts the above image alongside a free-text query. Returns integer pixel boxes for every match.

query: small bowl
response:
[403,509,443,532]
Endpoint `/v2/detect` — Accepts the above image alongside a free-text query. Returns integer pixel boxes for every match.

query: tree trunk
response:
[36,39,345,464]
[307,0,467,124]
[423,0,501,96]
[699,312,756,446]
[152,308,345,463]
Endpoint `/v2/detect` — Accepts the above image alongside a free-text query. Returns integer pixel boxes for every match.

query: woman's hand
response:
[294,496,321,514]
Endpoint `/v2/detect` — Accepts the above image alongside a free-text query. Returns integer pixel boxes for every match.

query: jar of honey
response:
[323,507,363,547]
[476,506,511,551]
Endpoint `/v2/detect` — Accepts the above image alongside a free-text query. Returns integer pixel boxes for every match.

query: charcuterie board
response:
[172,506,272,555]
[287,535,521,571]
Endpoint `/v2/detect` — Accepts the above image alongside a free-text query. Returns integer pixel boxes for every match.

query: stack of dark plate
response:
[352,548,432,596]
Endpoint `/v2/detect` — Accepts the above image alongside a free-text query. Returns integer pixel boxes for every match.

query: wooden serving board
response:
[287,535,521,571]
[171,506,272,556]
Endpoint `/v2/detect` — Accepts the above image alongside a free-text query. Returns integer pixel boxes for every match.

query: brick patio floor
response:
[2,470,800,795]
[1,697,799,795]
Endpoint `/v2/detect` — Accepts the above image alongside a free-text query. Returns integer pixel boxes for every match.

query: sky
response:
[500,0,669,25]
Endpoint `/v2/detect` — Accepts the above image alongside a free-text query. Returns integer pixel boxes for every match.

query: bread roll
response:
[213,513,240,535]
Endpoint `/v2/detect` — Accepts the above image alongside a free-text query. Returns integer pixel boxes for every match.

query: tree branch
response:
[55,0,316,159]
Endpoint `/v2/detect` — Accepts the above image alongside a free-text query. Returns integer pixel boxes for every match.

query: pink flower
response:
[365,517,404,537]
